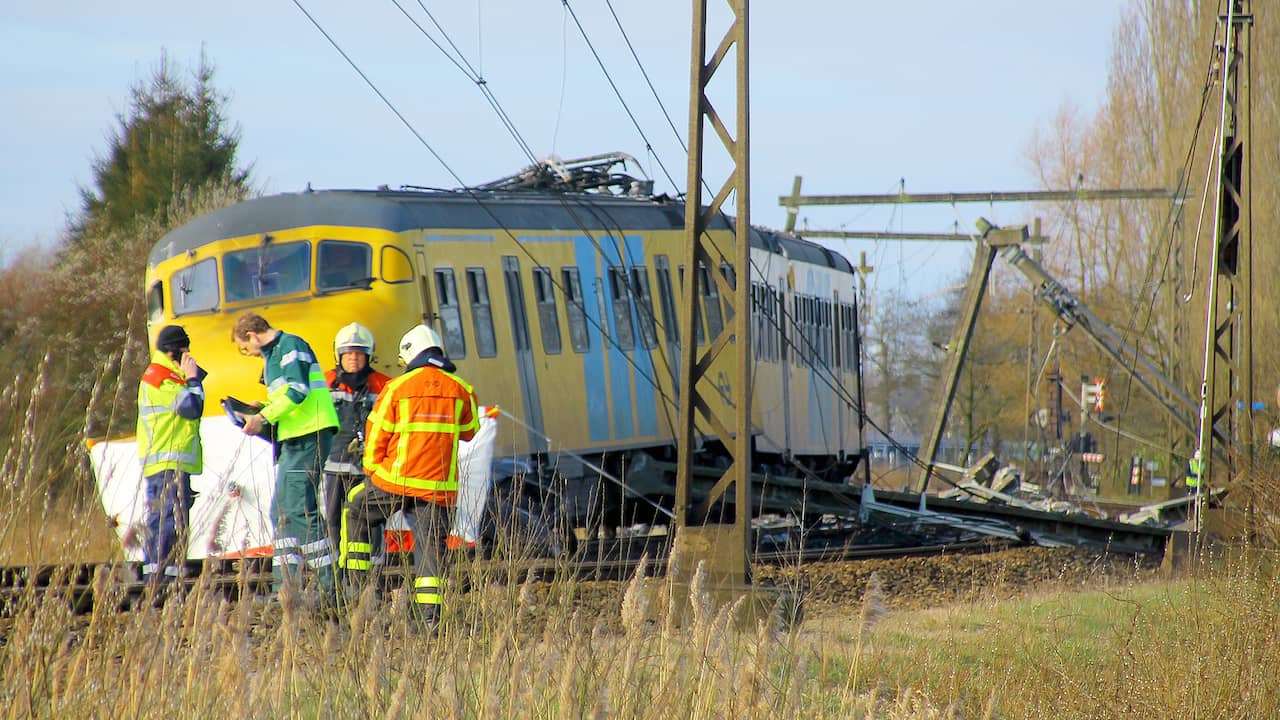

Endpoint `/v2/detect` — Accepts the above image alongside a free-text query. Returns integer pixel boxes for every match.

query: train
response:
[90,159,867,559]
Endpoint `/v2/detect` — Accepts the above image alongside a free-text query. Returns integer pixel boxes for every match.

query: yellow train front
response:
[143,185,864,535]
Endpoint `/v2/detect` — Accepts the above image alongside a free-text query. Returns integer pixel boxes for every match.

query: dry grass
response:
[6,493,1280,720]
[0,547,956,720]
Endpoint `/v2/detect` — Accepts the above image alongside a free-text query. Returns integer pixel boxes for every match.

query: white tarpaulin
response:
[89,405,500,559]
[449,406,499,546]
[89,416,277,560]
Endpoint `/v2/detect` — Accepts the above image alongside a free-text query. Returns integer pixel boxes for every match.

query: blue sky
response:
[1,1,1125,295]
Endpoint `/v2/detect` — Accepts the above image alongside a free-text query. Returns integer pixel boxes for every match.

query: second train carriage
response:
[98,180,865,556]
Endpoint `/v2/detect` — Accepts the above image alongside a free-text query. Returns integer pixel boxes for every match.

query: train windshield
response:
[317,240,372,291]
[172,258,220,316]
[223,241,311,302]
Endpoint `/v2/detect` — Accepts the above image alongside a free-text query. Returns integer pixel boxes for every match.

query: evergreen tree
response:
[72,51,250,240]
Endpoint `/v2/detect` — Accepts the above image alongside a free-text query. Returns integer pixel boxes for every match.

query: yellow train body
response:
[144,189,863,472]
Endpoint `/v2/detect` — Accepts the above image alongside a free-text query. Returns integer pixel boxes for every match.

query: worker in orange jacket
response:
[340,324,478,630]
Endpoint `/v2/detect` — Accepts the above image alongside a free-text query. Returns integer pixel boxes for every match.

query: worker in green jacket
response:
[136,325,206,587]
[232,312,340,602]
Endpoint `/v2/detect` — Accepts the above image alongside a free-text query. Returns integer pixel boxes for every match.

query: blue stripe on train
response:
[575,238,610,442]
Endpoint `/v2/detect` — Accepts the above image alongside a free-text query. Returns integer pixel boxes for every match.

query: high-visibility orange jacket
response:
[363,364,478,505]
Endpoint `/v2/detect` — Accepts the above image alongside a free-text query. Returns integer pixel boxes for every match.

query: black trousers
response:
[340,480,450,611]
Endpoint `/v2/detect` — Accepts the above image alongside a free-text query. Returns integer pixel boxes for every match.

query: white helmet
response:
[399,324,443,365]
[334,322,376,364]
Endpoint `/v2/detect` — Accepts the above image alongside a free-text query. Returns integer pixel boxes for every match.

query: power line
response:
[561,0,682,195]
[604,0,687,154]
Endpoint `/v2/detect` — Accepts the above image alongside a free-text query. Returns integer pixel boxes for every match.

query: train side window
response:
[699,263,723,341]
[679,264,705,345]
[807,297,818,364]
[630,267,658,349]
[774,289,786,362]
[844,303,858,369]
[810,297,820,364]
[380,245,414,284]
[434,268,467,359]
[768,287,780,362]
[224,241,310,302]
[820,299,829,365]
[654,256,679,346]
[466,267,496,358]
[789,295,798,364]
[317,240,372,291]
[608,267,635,351]
[173,258,219,316]
[814,298,824,365]
[147,281,165,323]
[532,266,562,355]
[719,262,736,323]
[824,298,834,363]
[750,282,765,361]
[561,267,590,353]
[829,301,838,366]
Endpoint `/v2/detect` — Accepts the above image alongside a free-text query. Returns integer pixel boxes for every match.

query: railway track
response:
[0,532,1019,615]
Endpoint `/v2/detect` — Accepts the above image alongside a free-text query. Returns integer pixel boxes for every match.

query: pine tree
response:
[72,50,250,241]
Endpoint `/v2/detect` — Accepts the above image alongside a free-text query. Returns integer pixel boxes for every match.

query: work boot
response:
[409,606,441,637]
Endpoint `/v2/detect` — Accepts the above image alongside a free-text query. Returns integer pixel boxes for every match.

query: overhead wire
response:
[560,0,682,195]
[291,0,465,184]
[392,0,540,164]
[603,0,687,154]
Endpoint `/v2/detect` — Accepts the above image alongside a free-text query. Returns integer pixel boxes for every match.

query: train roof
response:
[150,188,854,275]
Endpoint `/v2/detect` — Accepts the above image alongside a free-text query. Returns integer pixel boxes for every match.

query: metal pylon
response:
[675,0,752,583]
[1195,0,1253,523]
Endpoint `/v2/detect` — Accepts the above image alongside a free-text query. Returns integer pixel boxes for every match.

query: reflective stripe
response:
[346,542,373,554]
[272,554,304,566]
[142,563,159,575]
[138,404,171,416]
[324,460,360,474]
[414,576,443,604]
[330,390,355,403]
[163,566,181,578]
[301,538,331,554]
[307,554,334,568]
[140,450,199,465]
[368,464,455,492]
[280,350,313,367]
[345,559,372,570]
[274,538,301,549]
[402,421,458,433]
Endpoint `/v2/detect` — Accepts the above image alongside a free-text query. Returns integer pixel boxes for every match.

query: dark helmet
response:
[156,325,191,353]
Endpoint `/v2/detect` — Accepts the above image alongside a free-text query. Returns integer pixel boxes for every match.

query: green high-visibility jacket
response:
[1186,457,1202,489]
[136,351,204,476]
[258,331,339,441]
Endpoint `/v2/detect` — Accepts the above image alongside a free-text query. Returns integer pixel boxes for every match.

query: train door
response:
[501,256,545,450]
[413,248,437,328]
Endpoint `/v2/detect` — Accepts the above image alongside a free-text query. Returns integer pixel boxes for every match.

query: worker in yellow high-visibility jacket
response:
[1186,451,1203,490]
[136,325,205,587]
